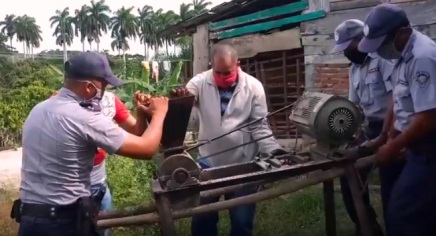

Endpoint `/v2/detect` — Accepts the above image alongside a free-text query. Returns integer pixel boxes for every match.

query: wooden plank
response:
[330,0,382,12]
[217,28,302,59]
[193,23,210,75]
[302,34,334,46]
[390,0,426,3]
[209,0,309,31]
[211,10,326,40]
[301,1,436,35]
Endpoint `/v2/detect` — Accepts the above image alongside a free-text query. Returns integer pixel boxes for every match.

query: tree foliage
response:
[0,59,61,131]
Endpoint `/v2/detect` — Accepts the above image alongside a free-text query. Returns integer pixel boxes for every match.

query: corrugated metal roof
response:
[159,0,258,37]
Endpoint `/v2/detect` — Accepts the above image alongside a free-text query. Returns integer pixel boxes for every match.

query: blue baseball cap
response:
[358,3,410,53]
[331,19,364,53]
[64,52,123,87]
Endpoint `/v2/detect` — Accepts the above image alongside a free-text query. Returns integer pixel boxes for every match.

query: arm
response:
[85,110,166,160]
[348,67,360,104]
[113,96,147,136]
[379,59,395,136]
[249,82,282,154]
[383,96,394,135]
[390,58,436,149]
[186,76,201,125]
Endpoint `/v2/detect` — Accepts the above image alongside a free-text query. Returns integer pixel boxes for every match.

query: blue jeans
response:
[19,215,77,236]
[192,159,257,236]
[385,150,436,236]
[191,186,257,236]
[91,182,112,236]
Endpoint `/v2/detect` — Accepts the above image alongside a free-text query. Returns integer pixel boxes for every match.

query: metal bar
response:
[186,103,295,151]
[260,61,278,134]
[155,158,354,194]
[97,156,375,229]
[323,180,337,236]
[282,51,291,138]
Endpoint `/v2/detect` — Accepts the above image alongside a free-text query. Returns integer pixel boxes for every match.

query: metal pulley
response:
[157,152,201,210]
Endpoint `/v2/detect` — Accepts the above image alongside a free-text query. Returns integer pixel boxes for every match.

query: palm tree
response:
[137,5,154,59]
[15,15,42,59]
[179,3,194,21]
[152,10,179,56]
[73,5,89,52]
[0,14,17,51]
[110,6,138,70]
[192,0,212,15]
[87,0,111,52]
[49,8,74,62]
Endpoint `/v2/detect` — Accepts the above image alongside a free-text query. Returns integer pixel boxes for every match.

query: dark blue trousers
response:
[192,159,257,236]
[386,150,436,236]
[19,215,77,236]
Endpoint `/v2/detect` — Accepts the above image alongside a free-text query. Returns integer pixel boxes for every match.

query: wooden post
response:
[323,180,337,236]
[193,23,210,76]
[155,194,177,236]
[345,165,373,236]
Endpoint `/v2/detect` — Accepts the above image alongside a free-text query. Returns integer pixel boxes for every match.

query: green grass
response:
[110,184,383,236]
[0,183,383,236]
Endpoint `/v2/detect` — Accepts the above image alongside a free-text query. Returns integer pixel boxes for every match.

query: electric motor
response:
[289,91,364,146]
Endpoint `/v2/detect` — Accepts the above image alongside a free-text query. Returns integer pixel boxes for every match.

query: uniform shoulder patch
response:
[368,67,379,73]
[414,71,431,88]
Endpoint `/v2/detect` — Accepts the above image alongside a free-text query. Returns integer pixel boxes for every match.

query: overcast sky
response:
[0,0,226,54]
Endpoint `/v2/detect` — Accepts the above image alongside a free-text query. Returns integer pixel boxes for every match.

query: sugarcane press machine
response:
[152,92,375,236]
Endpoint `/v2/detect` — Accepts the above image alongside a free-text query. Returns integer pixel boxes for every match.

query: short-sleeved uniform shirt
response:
[392,30,436,132]
[20,88,128,205]
[52,91,130,185]
[348,54,395,121]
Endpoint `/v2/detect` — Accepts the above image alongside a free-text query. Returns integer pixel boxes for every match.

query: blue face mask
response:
[79,82,105,112]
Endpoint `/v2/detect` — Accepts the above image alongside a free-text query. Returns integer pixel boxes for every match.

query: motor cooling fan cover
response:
[290,92,364,146]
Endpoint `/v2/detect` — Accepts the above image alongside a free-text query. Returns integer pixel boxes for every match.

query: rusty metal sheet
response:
[160,95,195,150]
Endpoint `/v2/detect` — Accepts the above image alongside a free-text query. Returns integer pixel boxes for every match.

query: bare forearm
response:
[134,112,148,136]
[140,113,166,152]
[382,97,394,134]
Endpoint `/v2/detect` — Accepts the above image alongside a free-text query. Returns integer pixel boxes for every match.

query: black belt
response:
[20,202,79,219]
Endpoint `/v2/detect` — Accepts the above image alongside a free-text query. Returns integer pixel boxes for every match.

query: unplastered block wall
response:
[312,62,349,96]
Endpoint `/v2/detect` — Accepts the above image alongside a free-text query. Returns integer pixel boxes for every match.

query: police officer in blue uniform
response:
[359,3,436,236]
[12,52,169,236]
[332,19,397,236]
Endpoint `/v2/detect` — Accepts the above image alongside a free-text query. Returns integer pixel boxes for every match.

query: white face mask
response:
[79,81,105,112]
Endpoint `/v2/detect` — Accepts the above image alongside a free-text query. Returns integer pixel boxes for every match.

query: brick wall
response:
[313,63,350,96]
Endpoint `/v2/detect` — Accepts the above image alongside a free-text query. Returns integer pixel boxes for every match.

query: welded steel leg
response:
[155,194,177,236]
[323,180,337,236]
[345,165,373,236]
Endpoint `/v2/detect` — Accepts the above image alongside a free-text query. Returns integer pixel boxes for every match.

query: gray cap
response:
[331,19,364,53]
[64,52,123,87]
[358,3,409,53]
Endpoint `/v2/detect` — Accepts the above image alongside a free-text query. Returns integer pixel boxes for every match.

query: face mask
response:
[79,81,105,112]
[344,50,368,65]
[213,67,238,89]
[377,41,402,60]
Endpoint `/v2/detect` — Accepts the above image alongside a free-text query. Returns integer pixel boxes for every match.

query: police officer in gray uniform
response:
[359,3,436,236]
[332,19,396,236]
[11,52,169,236]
